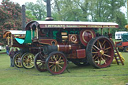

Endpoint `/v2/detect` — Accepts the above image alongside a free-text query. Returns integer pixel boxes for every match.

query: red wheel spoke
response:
[49,61,55,64]
[50,56,54,61]
[51,65,56,70]
[104,47,111,50]
[54,65,57,72]
[92,52,98,54]
[101,57,106,64]
[39,54,46,60]
[103,54,111,57]
[103,45,106,49]
[94,56,98,60]
[97,59,100,64]
[56,55,59,61]
[60,59,64,62]
[98,40,102,49]
[57,65,60,70]
[94,45,100,50]
[102,55,106,59]
[102,40,106,47]
[92,54,96,58]
[96,41,100,48]
[92,47,97,51]
[53,55,57,61]
[49,63,54,68]
[58,64,63,69]
[58,62,64,65]
[58,56,62,62]
[104,50,108,53]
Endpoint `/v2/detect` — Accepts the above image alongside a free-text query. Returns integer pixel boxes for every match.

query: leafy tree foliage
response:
[52,0,126,22]
[0,0,31,44]
[25,0,46,20]
[26,11,37,20]
[0,0,21,30]
[0,0,21,44]
[25,0,126,37]
[52,0,127,35]
[25,0,126,31]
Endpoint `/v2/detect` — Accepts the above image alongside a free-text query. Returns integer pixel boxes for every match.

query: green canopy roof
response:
[15,30,35,44]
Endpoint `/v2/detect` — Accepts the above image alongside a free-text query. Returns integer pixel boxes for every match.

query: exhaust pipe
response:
[45,0,53,21]
[21,5,26,30]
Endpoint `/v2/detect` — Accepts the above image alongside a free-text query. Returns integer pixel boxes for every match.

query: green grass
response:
[0,49,6,53]
[0,52,128,85]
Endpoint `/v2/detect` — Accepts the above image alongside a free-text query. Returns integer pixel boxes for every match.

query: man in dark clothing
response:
[15,48,19,53]
[9,48,15,67]
[6,45,10,55]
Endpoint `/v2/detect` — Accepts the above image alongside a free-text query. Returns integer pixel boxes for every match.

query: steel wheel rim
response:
[14,53,22,68]
[91,38,114,68]
[34,52,47,72]
[86,36,114,68]
[47,52,67,75]
[22,53,34,69]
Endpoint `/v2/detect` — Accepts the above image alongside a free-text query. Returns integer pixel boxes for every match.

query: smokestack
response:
[21,5,26,30]
[45,0,53,21]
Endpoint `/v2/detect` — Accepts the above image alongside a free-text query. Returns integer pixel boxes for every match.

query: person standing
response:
[9,48,15,67]
[15,48,19,54]
[6,45,10,55]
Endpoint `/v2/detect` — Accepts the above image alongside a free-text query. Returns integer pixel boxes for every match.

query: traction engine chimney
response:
[21,5,26,30]
[45,0,53,21]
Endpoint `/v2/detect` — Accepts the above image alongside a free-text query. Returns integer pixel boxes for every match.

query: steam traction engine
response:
[4,21,118,75]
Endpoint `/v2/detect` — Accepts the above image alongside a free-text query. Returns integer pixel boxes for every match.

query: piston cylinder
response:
[57,44,79,53]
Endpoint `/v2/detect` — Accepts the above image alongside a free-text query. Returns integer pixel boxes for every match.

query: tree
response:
[52,0,85,21]
[116,11,127,30]
[0,0,31,44]
[0,0,21,30]
[25,0,46,20]
[52,0,126,22]
[51,0,126,37]
[0,0,21,44]
[26,11,37,20]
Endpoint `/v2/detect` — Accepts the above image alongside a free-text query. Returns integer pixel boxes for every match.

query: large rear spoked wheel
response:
[13,52,23,68]
[46,51,67,75]
[34,52,47,72]
[22,53,35,69]
[86,36,114,68]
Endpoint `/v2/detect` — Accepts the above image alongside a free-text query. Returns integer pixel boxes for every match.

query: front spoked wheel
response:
[13,52,23,68]
[86,36,114,68]
[46,51,67,75]
[22,53,35,69]
[34,52,47,72]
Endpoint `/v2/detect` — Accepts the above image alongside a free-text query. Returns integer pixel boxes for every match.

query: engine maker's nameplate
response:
[40,24,117,29]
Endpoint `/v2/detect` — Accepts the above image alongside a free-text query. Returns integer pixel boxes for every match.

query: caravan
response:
[115,31,128,40]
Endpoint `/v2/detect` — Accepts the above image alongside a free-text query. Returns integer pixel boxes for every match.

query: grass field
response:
[0,52,128,85]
